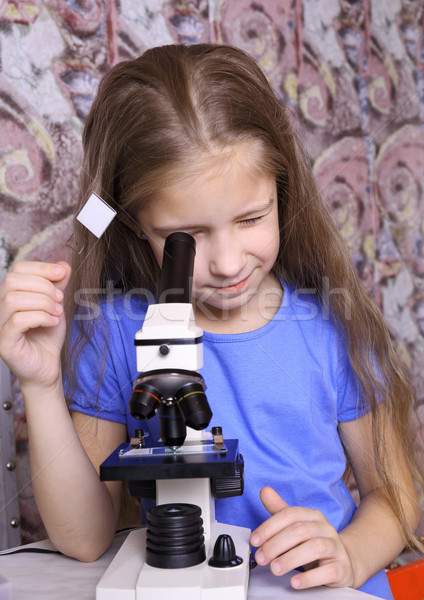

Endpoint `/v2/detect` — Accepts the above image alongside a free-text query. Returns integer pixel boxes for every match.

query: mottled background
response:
[1,0,423,561]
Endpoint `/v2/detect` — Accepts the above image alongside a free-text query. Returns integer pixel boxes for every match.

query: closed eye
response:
[240,215,265,226]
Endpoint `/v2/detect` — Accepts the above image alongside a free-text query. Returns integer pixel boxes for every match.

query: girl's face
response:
[137,144,281,330]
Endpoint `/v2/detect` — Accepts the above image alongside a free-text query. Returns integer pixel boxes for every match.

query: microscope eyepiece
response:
[158,232,196,303]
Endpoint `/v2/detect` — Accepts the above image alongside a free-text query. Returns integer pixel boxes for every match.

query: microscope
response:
[96,232,251,600]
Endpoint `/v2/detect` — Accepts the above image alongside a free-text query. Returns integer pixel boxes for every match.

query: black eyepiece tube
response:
[158,232,196,303]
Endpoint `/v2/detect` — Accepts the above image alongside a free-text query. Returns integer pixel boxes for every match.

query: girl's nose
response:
[208,235,247,280]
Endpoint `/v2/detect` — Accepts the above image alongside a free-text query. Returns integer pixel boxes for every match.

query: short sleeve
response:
[336,335,368,423]
[66,298,142,424]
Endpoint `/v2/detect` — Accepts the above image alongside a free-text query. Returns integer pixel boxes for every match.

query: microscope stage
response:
[100,439,241,482]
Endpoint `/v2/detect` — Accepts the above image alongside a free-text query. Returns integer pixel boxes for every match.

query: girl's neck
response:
[193,273,283,335]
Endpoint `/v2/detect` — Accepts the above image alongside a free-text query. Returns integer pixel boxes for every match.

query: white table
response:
[0,531,379,599]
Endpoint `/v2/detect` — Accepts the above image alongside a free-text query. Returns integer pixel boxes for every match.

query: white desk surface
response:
[0,532,379,600]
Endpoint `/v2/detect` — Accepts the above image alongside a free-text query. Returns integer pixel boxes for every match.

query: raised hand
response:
[250,486,354,589]
[0,261,72,390]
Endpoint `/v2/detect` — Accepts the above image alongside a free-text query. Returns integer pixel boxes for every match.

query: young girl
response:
[0,44,422,599]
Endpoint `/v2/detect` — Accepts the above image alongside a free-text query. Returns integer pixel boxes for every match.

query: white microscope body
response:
[96,233,251,600]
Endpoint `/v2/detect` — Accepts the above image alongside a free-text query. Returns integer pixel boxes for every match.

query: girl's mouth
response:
[215,274,250,294]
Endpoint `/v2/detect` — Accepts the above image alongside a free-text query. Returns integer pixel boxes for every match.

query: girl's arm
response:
[337,409,421,588]
[25,391,127,561]
[250,408,420,590]
[0,261,127,561]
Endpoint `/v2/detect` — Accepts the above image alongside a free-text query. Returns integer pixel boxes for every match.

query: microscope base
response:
[96,522,251,600]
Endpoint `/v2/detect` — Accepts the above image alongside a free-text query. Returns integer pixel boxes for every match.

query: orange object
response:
[387,559,424,600]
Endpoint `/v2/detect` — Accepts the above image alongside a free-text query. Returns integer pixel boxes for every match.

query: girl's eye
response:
[240,215,264,226]
[159,230,202,239]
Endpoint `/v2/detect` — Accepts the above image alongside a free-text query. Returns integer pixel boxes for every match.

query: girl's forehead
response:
[135,140,277,230]
[137,154,277,232]
[165,140,272,189]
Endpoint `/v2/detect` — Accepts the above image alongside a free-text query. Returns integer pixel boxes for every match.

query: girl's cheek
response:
[191,263,208,298]
[192,268,202,292]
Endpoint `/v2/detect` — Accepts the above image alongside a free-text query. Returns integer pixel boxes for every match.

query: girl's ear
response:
[117,211,147,239]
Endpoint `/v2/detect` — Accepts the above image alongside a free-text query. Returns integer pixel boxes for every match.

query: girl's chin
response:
[193,289,253,314]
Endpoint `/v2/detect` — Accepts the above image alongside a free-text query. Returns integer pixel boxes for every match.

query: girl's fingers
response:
[3,290,63,319]
[267,535,336,574]
[0,272,60,301]
[0,310,60,354]
[0,261,71,388]
[290,560,351,590]
[255,520,333,566]
[0,262,71,329]
[9,309,61,334]
[259,486,289,515]
[2,261,70,298]
[54,261,72,292]
[0,282,64,330]
[252,505,323,548]
[9,260,67,280]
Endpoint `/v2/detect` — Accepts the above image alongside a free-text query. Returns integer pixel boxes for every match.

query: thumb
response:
[259,486,289,515]
[55,261,72,293]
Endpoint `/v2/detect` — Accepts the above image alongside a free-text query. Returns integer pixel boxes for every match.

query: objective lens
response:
[176,382,212,430]
[129,379,162,420]
[158,404,186,448]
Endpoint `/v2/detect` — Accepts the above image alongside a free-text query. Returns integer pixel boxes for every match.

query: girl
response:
[0,44,422,599]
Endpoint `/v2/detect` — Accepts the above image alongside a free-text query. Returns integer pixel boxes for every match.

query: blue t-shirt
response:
[68,282,393,599]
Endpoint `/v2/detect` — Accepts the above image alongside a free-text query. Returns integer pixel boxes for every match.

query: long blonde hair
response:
[64,43,423,551]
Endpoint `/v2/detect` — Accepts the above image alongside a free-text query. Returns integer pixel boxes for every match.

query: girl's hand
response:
[250,486,354,590]
[0,261,71,391]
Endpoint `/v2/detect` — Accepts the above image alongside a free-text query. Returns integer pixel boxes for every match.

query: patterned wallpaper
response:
[1,0,424,550]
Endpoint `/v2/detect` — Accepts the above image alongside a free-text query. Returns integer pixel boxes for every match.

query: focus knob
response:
[211,453,244,498]
[208,534,243,568]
